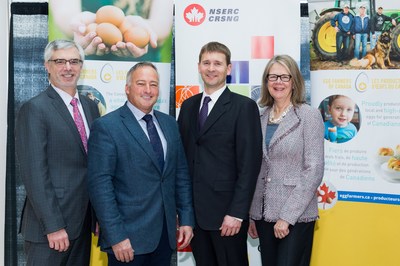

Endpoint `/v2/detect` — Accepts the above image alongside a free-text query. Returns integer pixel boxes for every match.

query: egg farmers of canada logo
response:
[355,72,369,92]
[100,63,114,83]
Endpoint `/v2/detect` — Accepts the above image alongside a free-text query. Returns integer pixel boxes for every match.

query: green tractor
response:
[311,0,400,60]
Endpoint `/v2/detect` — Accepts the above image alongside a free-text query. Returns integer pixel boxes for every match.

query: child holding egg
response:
[323,95,358,143]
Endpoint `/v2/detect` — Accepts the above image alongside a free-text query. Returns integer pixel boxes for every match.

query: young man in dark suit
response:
[15,40,100,265]
[178,41,262,266]
[87,62,194,265]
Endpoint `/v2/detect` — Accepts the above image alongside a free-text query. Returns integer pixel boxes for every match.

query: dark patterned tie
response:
[143,114,164,170]
[198,96,211,130]
[70,98,88,152]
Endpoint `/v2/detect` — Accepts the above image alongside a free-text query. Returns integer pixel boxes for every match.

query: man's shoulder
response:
[19,88,52,110]
[183,93,202,105]
[93,105,124,124]
[179,94,202,115]
[154,110,176,124]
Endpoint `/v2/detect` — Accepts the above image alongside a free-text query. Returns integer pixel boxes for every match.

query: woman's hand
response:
[274,219,290,239]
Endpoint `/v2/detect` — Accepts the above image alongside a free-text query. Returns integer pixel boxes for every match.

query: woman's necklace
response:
[269,103,293,124]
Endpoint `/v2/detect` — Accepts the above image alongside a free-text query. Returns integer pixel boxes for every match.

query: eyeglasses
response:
[266,74,292,82]
[48,59,83,66]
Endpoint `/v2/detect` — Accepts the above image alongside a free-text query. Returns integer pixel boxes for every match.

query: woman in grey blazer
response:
[248,55,325,266]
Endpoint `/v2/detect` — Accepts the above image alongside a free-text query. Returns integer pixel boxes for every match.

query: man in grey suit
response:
[15,40,100,265]
[87,62,194,265]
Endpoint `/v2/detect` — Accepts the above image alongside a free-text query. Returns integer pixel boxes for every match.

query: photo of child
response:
[319,94,360,143]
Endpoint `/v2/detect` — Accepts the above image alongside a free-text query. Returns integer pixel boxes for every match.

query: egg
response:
[96,5,125,27]
[119,17,133,34]
[123,27,150,48]
[85,23,98,35]
[96,23,123,46]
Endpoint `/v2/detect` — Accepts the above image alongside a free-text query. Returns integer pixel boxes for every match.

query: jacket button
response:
[267,178,271,182]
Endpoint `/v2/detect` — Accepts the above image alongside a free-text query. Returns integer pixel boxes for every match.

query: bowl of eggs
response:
[87,5,150,48]
[381,155,400,181]
[375,147,394,164]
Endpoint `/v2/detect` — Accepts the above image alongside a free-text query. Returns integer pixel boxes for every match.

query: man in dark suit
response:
[15,40,100,265]
[177,42,262,265]
[87,62,194,265]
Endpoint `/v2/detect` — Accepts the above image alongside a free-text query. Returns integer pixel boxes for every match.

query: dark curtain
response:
[6,3,48,265]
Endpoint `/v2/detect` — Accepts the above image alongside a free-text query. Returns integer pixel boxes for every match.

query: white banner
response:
[175,1,301,265]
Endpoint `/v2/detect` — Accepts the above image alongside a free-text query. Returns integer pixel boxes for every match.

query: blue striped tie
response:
[143,114,164,170]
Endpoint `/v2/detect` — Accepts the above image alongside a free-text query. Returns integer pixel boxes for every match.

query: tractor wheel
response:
[312,12,338,61]
[312,11,354,61]
[391,25,400,58]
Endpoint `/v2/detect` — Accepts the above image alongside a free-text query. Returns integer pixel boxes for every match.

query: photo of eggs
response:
[92,6,150,48]
[375,146,400,182]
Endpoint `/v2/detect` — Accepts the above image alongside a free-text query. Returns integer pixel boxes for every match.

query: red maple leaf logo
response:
[317,183,336,210]
[184,4,206,26]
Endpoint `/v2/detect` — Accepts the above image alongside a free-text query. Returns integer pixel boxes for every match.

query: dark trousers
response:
[108,218,173,266]
[24,228,91,266]
[191,220,249,266]
[255,220,315,266]
[336,31,351,61]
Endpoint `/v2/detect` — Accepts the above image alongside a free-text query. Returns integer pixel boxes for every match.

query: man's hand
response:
[112,238,134,262]
[47,229,69,252]
[248,220,258,239]
[219,215,242,236]
[177,226,194,250]
[94,222,100,237]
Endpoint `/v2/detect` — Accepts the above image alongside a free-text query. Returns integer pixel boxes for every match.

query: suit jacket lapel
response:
[80,95,95,127]
[198,88,230,136]
[120,104,163,174]
[260,109,269,159]
[46,86,87,154]
[268,107,300,152]
[190,94,202,139]
[154,111,170,173]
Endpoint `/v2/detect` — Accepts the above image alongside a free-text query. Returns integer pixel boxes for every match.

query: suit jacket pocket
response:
[213,180,235,191]
[283,178,298,186]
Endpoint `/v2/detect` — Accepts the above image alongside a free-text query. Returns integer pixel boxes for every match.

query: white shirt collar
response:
[52,85,79,106]
[126,101,155,121]
[202,85,226,104]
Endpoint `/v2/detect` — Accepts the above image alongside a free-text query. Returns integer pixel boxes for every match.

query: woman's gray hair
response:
[259,54,305,108]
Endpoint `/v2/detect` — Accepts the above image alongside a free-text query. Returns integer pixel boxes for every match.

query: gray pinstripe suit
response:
[15,86,99,265]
